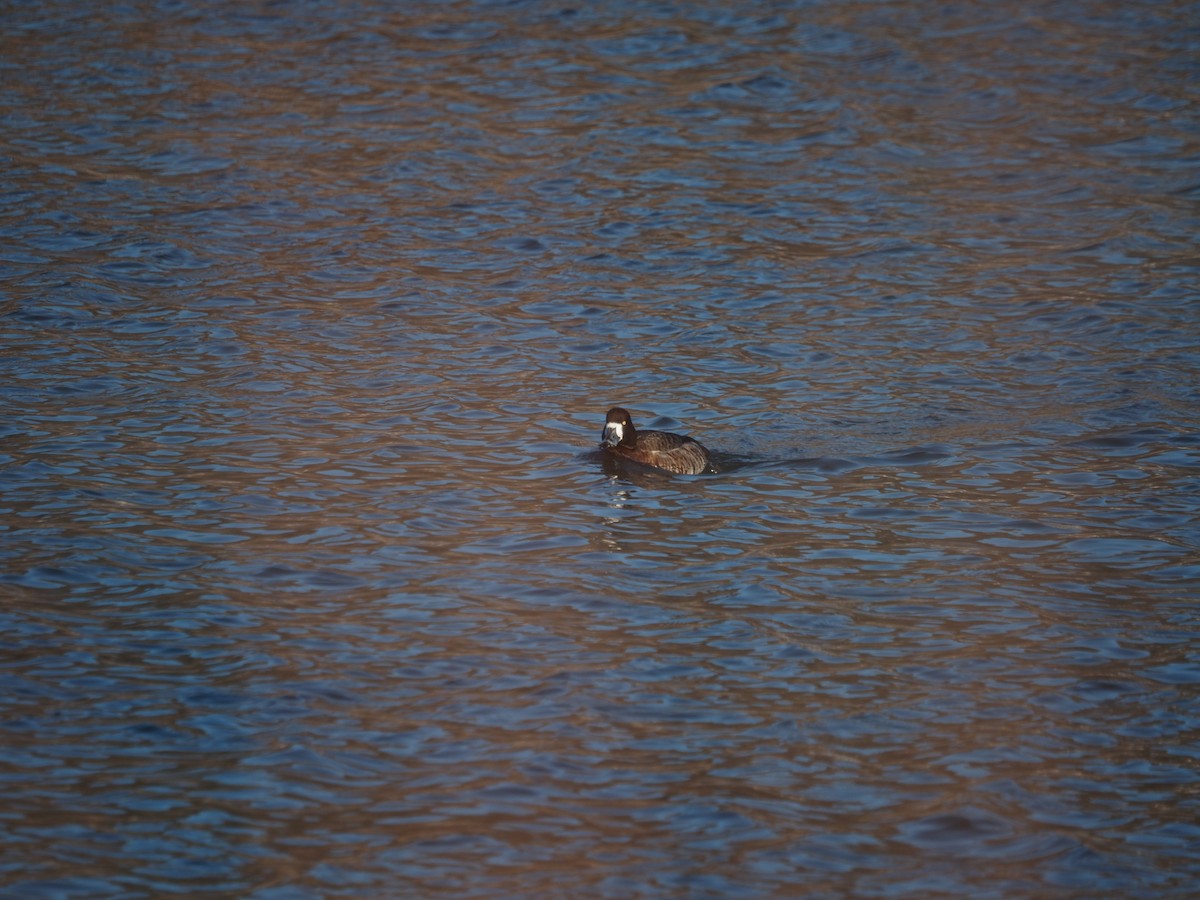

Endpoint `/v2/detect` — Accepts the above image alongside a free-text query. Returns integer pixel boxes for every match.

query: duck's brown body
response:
[600,407,711,475]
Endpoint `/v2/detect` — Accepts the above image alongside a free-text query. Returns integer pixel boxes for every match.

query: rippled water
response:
[2,0,1198,896]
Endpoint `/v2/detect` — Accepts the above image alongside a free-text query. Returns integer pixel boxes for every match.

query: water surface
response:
[2,1,1198,896]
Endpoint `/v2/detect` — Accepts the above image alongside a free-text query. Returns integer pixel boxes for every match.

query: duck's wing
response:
[639,431,711,475]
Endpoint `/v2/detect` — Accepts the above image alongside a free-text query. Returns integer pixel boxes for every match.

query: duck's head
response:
[601,407,635,448]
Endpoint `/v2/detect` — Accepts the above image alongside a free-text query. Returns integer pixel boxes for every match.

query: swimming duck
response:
[599,407,712,475]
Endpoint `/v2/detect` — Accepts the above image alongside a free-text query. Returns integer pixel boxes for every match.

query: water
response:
[2,0,1198,896]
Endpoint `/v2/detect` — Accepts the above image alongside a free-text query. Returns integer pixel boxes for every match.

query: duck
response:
[599,407,712,475]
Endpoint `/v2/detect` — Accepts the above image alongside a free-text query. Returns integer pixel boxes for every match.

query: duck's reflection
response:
[598,453,679,489]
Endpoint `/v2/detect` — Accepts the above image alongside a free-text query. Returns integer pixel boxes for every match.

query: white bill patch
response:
[603,422,624,445]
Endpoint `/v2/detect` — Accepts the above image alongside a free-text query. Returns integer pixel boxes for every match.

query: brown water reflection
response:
[2,0,1198,896]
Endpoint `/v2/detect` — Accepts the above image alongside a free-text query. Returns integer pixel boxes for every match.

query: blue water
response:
[2,1,1198,896]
